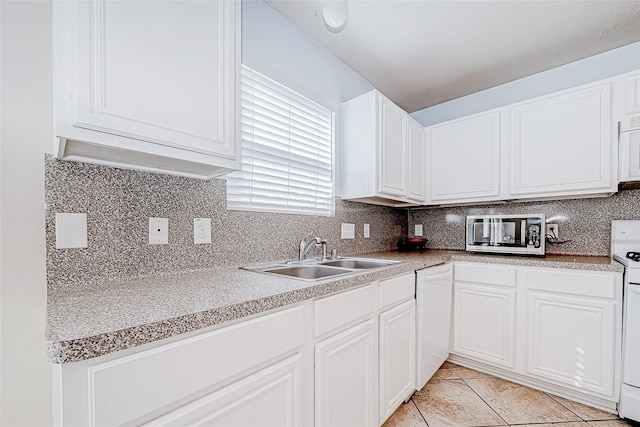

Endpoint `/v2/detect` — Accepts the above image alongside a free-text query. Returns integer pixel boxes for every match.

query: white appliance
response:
[611,220,640,422]
[416,263,453,390]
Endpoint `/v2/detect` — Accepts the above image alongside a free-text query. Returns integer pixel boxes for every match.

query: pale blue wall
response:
[242,0,374,195]
[411,41,640,126]
[242,0,373,106]
[242,1,640,193]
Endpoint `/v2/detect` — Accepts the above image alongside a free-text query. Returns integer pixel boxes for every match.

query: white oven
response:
[611,220,640,422]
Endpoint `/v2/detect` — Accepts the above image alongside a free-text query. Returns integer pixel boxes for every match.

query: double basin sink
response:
[242,257,400,282]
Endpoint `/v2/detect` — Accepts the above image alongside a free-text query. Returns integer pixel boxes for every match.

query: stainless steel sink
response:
[263,265,353,280]
[241,257,400,282]
[320,258,398,269]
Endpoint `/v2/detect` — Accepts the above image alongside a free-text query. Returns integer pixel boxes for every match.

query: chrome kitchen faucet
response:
[299,233,328,260]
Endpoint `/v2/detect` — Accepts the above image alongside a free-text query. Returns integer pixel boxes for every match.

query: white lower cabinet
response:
[451,262,622,408]
[378,273,417,424]
[379,301,415,423]
[452,263,517,369]
[313,283,378,427]
[54,276,422,427]
[522,267,621,400]
[144,354,302,426]
[453,282,516,369]
[54,305,307,426]
[315,320,377,427]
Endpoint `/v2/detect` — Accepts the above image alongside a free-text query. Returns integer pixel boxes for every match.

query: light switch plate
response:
[341,223,355,239]
[364,223,370,238]
[415,224,423,237]
[194,218,212,244]
[149,218,169,245]
[55,213,88,249]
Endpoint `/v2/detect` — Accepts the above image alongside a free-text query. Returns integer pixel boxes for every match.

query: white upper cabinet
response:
[619,115,640,183]
[426,110,503,204]
[53,0,240,179]
[379,96,408,197]
[407,116,427,201]
[626,72,640,115]
[509,82,614,199]
[342,91,426,206]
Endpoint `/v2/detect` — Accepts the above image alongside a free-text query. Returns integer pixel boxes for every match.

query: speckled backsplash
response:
[45,156,407,291]
[408,191,640,256]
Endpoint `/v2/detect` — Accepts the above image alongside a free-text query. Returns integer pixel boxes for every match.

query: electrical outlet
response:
[341,223,355,239]
[55,213,88,249]
[546,224,559,239]
[415,224,423,237]
[364,223,370,238]
[194,218,212,244]
[149,218,169,245]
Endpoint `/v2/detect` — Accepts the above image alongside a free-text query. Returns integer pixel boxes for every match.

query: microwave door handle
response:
[521,221,526,245]
[492,219,500,246]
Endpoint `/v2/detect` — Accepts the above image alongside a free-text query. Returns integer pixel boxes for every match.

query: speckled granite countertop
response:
[46,250,623,364]
[450,252,624,272]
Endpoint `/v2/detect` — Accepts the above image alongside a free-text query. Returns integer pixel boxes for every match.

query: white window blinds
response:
[226,66,335,216]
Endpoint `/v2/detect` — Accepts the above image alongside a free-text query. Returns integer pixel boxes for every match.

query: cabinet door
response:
[453,282,516,369]
[145,354,302,426]
[379,94,407,197]
[527,292,616,398]
[407,116,426,202]
[315,320,376,427]
[510,83,612,197]
[54,0,239,177]
[416,264,453,390]
[626,72,640,115]
[85,305,304,426]
[379,300,416,423]
[428,111,501,203]
[619,124,640,181]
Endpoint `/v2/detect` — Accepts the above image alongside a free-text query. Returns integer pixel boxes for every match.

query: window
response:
[226,66,335,216]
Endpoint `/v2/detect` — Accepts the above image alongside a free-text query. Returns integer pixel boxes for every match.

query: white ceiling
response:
[264,0,640,113]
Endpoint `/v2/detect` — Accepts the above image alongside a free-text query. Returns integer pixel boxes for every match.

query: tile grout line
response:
[543,391,626,424]
[409,396,431,427]
[407,364,628,427]
[542,391,588,422]
[458,376,511,427]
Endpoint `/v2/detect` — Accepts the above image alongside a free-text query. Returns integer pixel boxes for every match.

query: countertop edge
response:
[47,258,446,363]
[47,251,623,363]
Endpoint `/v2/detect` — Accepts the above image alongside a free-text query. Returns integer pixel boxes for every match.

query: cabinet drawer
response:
[379,273,415,310]
[314,285,374,337]
[525,268,618,299]
[144,354,302,426]
[455,263,517,287]
[88,305,304,426]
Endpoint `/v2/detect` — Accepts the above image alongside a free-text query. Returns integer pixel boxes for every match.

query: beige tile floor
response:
[383,362,634,427]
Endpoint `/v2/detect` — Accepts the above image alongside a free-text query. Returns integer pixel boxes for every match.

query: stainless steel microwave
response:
[466,214,545,256]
